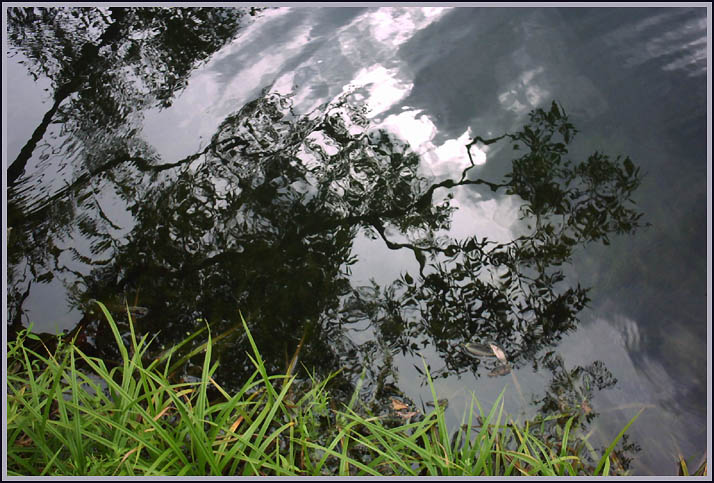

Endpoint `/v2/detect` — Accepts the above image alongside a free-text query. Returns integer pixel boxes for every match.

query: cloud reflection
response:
[497,66,550,114]
[367,7,451,48]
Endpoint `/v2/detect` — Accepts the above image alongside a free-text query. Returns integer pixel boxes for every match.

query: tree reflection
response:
[8,84,645,410]
[8,86,646,387]
[434,351,642,474]
[6,8,650,468]
[530,353,641,473]
[7,6,260,337]
[53,90,455,394]
[6,6,260,186]
[337,102,645,384]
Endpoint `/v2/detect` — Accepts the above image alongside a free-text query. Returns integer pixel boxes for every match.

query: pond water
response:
[5,6,709,476]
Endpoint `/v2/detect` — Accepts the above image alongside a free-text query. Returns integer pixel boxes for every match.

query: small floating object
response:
[395,410,420,421]
[391,397,409,411]
[488,343,508,365]
[463,342,498,358]
[488,364,511,377]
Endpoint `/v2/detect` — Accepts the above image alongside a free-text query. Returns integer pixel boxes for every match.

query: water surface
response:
[5,6,709,475]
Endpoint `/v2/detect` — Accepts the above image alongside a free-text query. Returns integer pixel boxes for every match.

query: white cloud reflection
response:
[367,7,451,48]
[498,66,550,115]
[141,6,518,260]
[347,65,413,118]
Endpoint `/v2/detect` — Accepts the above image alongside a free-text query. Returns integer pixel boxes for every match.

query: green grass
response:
[6,301,658,476]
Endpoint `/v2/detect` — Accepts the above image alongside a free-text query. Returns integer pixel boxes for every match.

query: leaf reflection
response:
[8,17,646,427]
[6,9,649,471]
[8,89,646,400]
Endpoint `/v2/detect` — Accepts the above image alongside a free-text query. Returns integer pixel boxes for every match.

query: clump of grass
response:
[318,377,644,476]
[7,302,334,476]
[7,300,652,476]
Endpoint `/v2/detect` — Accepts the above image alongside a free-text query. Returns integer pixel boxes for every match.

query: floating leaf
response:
[395,410,419,420]
[489,343,508,364]
[488,364,511,377]
[391,397,408,411]
[463,342,497,358]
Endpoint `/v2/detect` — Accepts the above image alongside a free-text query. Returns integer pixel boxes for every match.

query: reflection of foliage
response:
[503,104,645,245]
[526,352,641,473]
[340,102,645,380]
[7,6,259,185]
[9,82,645,408]
[57,90,452,395]
[7,6,259,331]
[6,9,649,462]
[7,6,255,107]
[534,353,617,425]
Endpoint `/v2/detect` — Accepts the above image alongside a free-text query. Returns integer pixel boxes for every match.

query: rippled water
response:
[5,7,709,475]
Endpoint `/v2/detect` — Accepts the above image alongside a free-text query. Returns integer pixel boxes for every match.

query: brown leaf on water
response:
[581,399,592,415]
[396,410,419,420]
[489,343,508,364]
[488,364,511,377]
[391,397,409,411]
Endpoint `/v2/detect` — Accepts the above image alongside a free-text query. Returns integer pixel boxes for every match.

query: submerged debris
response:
[390,397,409,411]
[463,341,509,363]
[463,342,497,358]
[488,343,508,365]
[488,364,511,377]
[464,341,511,377]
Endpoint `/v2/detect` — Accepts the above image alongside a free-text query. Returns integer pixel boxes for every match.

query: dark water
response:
[4,7,709,475]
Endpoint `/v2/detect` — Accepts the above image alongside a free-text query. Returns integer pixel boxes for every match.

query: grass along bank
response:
[7,300,677,476]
